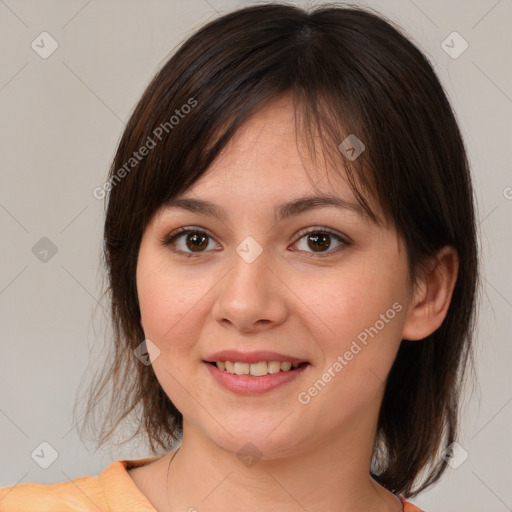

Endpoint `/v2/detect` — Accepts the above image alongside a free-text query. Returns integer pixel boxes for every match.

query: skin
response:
[132,95,458,512]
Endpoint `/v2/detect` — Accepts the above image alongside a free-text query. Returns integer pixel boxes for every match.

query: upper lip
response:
[204,350,308,364]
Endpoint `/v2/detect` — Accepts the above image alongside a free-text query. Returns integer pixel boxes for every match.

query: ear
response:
[402,246,459,341]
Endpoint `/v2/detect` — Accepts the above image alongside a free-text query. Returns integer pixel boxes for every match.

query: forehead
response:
[187,97,354,200]
[163,96,382,225]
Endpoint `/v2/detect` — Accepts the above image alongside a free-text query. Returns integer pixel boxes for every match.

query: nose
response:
[211,242,288,334]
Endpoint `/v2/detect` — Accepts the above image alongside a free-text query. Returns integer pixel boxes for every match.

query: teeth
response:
[267,361,281,374]
[234,362,249,375]
[249,361,268,376]
[214,360,302,376]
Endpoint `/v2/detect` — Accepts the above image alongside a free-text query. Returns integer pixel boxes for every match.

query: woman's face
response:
[136,96,415,459]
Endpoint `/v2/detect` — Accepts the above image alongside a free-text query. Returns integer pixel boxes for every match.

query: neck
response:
[165,419,401,512]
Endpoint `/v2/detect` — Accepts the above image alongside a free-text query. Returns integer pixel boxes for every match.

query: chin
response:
[203,421,307,461]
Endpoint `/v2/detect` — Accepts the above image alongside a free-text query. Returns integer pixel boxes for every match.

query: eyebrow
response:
[164,194,366,222]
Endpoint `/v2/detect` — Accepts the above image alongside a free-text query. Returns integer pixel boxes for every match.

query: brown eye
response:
[307,232,331,252]
[162,227,349,258]
[163,228,217,256]
[293,229,349,256]
[185,232,209,252]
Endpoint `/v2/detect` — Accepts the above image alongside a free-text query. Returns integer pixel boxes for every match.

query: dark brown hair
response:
[79,2,478,498]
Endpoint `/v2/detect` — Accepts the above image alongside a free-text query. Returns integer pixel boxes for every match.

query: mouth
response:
[204,358,311,395]
[205,360,310,377]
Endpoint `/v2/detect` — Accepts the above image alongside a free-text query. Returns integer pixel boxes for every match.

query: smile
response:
[211,360,304,376]
[205,360,310,394]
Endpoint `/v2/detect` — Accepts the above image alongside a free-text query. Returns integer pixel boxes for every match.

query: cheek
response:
[299,254,409,376]
[136,254,210,418]
[305,266,404,334]
[136,248,199,351]
[291,268,407,427]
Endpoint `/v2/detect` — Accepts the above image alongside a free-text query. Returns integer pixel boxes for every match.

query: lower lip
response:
[204,362,310,395]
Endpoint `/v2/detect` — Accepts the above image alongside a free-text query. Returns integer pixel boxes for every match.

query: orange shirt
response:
[0,457,424,511]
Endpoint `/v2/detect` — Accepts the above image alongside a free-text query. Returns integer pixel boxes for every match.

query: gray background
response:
[1,1,511,510]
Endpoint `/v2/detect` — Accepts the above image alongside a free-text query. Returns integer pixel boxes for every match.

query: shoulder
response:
[401,497,426,512]
[0,457,160,512]
[0,474,106,511]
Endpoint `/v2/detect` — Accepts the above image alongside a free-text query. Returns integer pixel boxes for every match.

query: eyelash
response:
[160,226,351,258]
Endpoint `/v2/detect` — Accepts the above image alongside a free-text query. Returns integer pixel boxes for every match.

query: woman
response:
[0,3,478,511]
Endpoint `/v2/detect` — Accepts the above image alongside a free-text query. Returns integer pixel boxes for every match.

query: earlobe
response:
[402,246,459,341]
